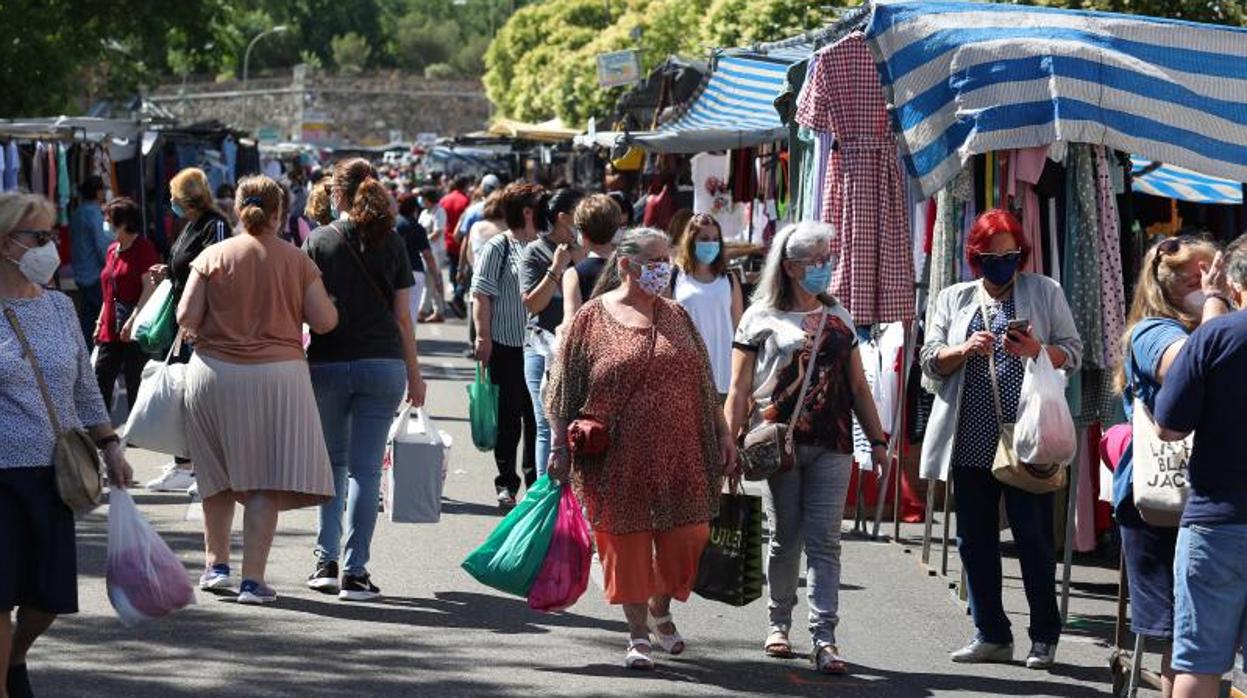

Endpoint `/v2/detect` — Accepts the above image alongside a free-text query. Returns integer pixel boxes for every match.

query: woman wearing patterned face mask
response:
[545,227,735,670]
[920,209,1082,670]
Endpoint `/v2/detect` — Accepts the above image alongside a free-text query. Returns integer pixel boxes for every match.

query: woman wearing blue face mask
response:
[919,209,1081,670]
[725,221,888,675]
[673,213,743,401]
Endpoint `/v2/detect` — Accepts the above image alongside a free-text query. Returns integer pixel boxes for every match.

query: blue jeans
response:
[953,466,1061,645]
[524,349,550,478]
[762,447,853,648]
[311,359,407,575]
[1173,523,1247,675]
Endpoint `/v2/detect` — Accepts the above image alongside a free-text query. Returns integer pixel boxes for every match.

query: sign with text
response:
[596,50,641,88]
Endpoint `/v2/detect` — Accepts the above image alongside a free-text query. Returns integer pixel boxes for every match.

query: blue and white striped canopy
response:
[1131,158,1243,205]
[626,52,795,153]
[867,0,1247,199]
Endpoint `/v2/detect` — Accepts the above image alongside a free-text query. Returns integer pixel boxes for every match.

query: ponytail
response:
[351,179,395,246]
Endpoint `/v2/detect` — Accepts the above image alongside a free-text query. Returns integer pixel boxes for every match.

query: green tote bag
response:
[461,476,563,597]
[467,363,500,452]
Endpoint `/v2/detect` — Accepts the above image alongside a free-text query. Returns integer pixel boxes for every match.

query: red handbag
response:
[566,312,659,457]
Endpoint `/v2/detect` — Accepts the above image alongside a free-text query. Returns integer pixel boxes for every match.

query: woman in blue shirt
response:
[1116,235,1224,696]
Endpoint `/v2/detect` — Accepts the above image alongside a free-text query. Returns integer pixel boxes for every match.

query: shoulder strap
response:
[2,303,63,433]
[785,305,829,450]
[329,222,391,309]
[977,283,1009,429]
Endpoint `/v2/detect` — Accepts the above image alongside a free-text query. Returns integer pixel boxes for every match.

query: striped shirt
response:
[471,233,526,347]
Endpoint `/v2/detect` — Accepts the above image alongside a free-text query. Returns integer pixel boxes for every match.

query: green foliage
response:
[425,62,460,80]
[395,15,459,72]
[331,32,373,75]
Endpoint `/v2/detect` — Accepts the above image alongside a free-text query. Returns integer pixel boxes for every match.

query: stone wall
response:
[149,69,492,145]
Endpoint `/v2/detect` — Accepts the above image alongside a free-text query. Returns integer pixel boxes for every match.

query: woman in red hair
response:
[918,209,1082,670]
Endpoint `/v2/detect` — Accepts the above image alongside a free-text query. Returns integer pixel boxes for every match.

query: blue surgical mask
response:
[800,263,832,295]
[979,253,1021,287]
[170,201,186,219]
[694,241,721,266]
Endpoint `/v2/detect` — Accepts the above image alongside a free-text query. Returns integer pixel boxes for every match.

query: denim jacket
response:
[919,273,1083,481]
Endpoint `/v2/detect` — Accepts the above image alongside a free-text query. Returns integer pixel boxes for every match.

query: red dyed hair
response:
[965,208,1029,275]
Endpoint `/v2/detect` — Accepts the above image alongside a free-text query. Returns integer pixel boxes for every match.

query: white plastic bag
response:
[106,489,195,626]
[1013,351,1076,465]
[121,359,188,458]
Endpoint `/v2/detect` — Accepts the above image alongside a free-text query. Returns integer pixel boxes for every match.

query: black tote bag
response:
[693,492,764,607]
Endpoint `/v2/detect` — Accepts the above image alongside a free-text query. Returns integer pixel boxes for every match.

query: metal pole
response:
[874,321,914,539]
[1060,433,1081,623]
[921,478,937,567]
[940,476,953,576]
[242,26,287,131]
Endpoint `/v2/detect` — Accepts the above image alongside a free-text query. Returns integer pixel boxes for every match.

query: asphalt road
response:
[31,318,1124,697]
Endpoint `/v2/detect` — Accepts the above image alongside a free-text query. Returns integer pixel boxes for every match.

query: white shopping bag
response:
[1013,351,1076,465]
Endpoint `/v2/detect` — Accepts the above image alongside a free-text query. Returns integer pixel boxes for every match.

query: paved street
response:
[35,318,1122,697]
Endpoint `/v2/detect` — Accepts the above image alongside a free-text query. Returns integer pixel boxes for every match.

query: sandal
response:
[813,644,848,675]
[765,629,796,658]
[647,613,686,655]
[625,638,655,670]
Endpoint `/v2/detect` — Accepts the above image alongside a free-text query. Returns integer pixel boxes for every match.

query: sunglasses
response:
[977,251,1022,264]
[12,229,56,246]
[1151,236,1200,274]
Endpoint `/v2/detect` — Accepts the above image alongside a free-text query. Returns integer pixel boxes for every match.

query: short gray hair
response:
[590,227,670,299]
[751,221,836,311]
[1225,234,1247,291]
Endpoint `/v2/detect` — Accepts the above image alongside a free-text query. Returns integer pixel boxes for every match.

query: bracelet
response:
[551,444,569,453]
[95,434,121,450]
[869,438,888,448]
[1206,293,1232,308]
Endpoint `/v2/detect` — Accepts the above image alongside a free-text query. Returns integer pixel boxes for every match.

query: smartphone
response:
[1006,319,1030,334]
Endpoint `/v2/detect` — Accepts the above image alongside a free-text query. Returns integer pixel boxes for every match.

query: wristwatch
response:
[95,434,121,450]
[869,438,888,448]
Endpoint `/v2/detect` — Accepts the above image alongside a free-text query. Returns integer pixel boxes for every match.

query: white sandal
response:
[648,613,686,655]
[625,638,655,670]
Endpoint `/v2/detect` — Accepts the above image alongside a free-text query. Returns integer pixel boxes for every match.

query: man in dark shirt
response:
[1155,236,1247,697]
[396,193,441,328]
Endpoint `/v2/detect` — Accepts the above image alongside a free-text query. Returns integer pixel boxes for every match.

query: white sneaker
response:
[187,480,200,501]
[145,463,195,492]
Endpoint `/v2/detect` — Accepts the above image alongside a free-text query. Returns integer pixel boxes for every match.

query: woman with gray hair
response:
[0,193,133,696]
[725,221,888,675]
[546,228,735,670]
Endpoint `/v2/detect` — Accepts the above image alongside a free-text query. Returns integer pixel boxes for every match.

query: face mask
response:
[1184,290,1207,313]
[694,241,721,266]
[102,220,116,240]
[636,261,673,296]
[800,263,832,295]
[7,240,61,286]
[170,201,186,219]
[979,254,1021,287]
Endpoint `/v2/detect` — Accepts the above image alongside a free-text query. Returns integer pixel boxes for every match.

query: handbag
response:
[978,287,1068,495]
[2,303,104,514]
[121,335,189,458]
[693,487,764,607]
[566,308,658,457]
[135,284,178,358]
[737,306,828,481]
[1129,352,1190,526]
[467,363,500,451]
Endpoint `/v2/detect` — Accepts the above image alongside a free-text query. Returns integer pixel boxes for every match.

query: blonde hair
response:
[1114,237,1218,393]
[170,168,216,213]
[234,175,284,235]
[305,179,333,226]
[0,193,56,241]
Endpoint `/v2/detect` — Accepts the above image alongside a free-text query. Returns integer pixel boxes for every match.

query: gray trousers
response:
[762,446,853,648]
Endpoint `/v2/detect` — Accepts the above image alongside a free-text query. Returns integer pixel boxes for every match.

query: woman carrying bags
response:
[673,213,742,401]
[725,221,888,675]
[920,209,1082,669]
[1115,236,1225,696]
[546,227,734,671]
[304,158,427,601]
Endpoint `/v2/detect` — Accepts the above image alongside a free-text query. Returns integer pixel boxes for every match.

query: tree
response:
[394,14,459,72]
[331,32,373,75]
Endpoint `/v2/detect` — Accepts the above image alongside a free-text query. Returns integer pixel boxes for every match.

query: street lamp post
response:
[243,24,288,130]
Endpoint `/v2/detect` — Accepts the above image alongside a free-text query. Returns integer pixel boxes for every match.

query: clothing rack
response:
[749,3,872,55]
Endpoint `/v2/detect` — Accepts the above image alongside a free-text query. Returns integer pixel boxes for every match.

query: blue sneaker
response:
[199,564,231,591]
[237,580,278,605]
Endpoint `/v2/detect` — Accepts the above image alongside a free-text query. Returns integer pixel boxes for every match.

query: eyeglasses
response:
[977,250,1022,264]
[791,254,833,269]
[11,229,56,246]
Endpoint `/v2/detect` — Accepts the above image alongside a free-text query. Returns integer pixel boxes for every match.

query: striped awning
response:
[1131,158,1243,205]
[625,52,797,153]
[867,0,1247,199]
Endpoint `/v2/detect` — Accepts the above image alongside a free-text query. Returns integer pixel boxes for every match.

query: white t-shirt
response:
[674,271,735,394]
[690,152,746,242]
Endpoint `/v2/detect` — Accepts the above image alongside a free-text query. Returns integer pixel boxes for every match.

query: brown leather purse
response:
[738,307,828,481]
[567,309,659,457]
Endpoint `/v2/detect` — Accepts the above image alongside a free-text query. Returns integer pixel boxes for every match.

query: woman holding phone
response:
[919,209,1082,670]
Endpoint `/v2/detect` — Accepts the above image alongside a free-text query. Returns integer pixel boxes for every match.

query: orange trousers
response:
[594,523,710,605]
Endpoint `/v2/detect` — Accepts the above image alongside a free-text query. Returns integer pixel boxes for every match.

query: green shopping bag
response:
[461,476,563,597]
[135,290,178,358]
[467,363,499,452]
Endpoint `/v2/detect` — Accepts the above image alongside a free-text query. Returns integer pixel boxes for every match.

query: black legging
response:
[94,340,147,415]
[489,342,536,495]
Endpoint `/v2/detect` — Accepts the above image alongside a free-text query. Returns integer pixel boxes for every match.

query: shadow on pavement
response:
[440,498,504,517]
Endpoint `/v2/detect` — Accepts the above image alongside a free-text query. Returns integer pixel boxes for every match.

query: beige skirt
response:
[185,353,334,510]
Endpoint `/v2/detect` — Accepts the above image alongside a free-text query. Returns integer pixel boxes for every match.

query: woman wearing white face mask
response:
[0,193,132,697]
[673,213,743,401]
[546,227,735,670]
[725,221,888,675]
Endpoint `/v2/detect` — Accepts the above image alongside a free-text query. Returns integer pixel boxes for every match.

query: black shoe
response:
[306,560,339,593]
[497,490,517,509]
[7,663,33,698]
[339,573,381,602]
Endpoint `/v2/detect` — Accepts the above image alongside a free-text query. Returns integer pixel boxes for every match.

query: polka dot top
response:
[953,294,1025,470]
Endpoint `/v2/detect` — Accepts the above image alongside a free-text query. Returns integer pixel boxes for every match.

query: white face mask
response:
[8,240,61,286]
[1183,290,1207,313]
[102,220,117,241]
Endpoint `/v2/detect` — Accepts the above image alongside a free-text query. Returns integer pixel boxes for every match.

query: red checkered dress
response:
[795,32,914,324]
